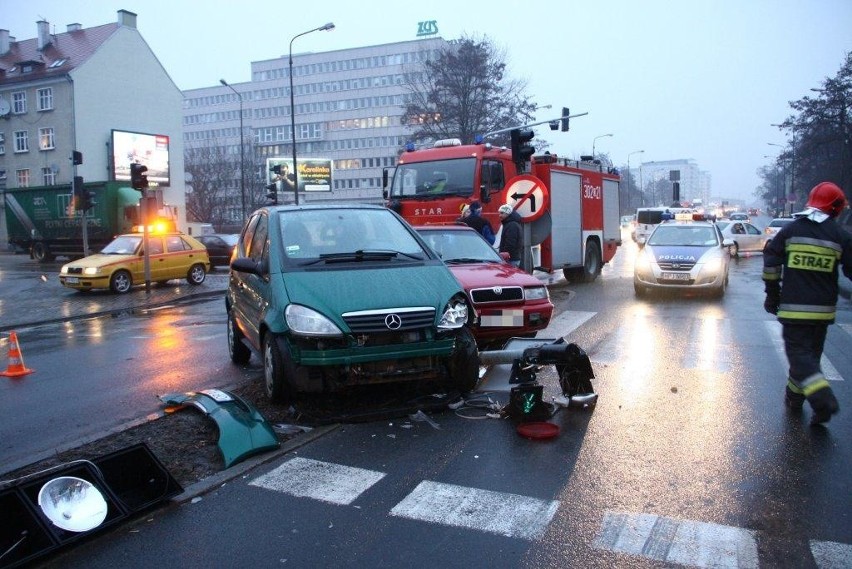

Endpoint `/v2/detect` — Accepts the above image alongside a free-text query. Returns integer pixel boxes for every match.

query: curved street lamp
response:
[220,79,245,220]
[290,22,335,205]
[627,150,645,210]
[592,133,614,158]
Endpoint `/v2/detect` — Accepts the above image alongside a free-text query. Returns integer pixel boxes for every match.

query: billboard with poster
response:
[111,130,171,186]
[266,157,332,192]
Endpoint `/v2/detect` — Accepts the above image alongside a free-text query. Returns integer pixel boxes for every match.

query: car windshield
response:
[219,234,239,246]
[648,225,719,247]
[418,229,502,262]
[277,209,428,262]
[101,235,142,255]
[389,158,476,198]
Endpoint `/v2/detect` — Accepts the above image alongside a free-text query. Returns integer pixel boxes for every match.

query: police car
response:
[633,213,734,298]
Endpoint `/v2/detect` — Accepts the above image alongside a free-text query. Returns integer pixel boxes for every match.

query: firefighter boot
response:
[784,379,805,411]
[807,386,839,425]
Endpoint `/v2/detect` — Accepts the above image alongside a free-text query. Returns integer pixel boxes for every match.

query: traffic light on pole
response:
[71,150,83,165]
[130,162,148,191]
[510,128,536,169]
[561,107,570,132]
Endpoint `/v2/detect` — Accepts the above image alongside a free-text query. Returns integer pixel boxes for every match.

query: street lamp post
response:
[290,22,335,206]
[220,79,246,220]
[627,150,645,210]
[592,133,614,159]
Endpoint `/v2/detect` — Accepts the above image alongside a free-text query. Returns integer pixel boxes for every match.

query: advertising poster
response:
[112,130,171,186]
[266,158,332,192]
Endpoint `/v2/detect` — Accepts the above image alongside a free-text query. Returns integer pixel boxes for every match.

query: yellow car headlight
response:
[83,267,100,276]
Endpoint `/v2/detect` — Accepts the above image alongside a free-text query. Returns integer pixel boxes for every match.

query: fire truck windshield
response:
[390,157,476,198]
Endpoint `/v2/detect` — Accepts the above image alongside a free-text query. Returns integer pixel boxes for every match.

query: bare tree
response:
[184,143,239,226]
[402,35,538,146]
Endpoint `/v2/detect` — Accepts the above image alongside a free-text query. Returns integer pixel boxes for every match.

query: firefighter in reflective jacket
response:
[763,182,852,424]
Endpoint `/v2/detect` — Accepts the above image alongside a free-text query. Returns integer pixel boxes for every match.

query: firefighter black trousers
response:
[781,322,828,383]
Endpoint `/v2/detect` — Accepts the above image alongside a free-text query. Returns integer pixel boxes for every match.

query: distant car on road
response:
[729,212,750,223]
[763,218,794,242]
[716,220,767,257]
[59,232,210,293]
[415,225,553,349]
[197,233,239,267]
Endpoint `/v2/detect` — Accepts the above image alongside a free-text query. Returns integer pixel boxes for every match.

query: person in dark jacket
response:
[498,203,523,267]
[460,201,496,245]
[763,182,852,425]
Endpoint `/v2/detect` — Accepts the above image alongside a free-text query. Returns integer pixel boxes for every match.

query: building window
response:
[39,127,55,150]
[42,167,57,185]
[14,130,28,152]
[16,169,30,187]
[12,91,27,114]
[37,87,53,111]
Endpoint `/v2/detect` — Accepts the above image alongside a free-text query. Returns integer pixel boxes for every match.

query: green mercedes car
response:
[226,204,479,403]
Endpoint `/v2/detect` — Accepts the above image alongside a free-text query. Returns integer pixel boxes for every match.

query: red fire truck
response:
[383,126,622,282]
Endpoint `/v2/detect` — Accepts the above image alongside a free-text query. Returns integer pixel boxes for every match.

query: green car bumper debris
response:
[159,389,280,468]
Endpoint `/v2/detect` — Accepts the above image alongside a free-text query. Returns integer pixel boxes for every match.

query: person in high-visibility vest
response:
[763,182,852,425]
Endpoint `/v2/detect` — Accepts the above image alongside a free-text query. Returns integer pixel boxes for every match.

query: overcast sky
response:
[4,0,851,203]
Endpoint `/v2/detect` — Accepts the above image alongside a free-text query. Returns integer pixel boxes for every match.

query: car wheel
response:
[581,242,602,282]
[448,327,479,394]
[110,270,132,294]
[227,311,251,365]
[263,333,293,404]
[728,242,739,257]
[186,263,207,285]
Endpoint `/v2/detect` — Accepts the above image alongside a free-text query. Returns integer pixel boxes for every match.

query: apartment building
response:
[0,10,187,245]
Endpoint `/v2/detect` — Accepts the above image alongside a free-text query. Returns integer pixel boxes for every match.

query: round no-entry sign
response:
[501,175,549,222]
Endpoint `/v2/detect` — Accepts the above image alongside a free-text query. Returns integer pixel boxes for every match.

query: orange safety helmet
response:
[805,182,848,218]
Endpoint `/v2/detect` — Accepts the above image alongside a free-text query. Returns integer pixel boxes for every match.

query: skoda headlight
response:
[524,286,549,301]
[438,297,469,329]
[285,304,343,337]
[83,267,100,276]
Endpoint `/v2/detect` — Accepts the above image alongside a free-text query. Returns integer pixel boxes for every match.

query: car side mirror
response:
[722,239,734,248]
[230,257,265,276]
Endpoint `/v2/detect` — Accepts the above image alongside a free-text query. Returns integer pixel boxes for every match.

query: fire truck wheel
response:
[31,242,54,263]
[449,327,480,394]
[579,242,601,283]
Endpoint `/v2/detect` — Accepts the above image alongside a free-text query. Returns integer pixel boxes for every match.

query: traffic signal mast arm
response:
[481,110,588,139]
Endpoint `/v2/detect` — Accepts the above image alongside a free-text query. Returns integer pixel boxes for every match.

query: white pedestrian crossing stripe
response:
[811,539,852,568]
[390,480,559,540]
[593,510,759,568]
[249,457,385,505]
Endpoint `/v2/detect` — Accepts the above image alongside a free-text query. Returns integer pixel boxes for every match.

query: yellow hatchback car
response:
[59,232,211,293]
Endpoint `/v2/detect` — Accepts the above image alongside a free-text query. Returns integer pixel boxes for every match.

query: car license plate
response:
[65,277,80,284]
[661,272,690,281]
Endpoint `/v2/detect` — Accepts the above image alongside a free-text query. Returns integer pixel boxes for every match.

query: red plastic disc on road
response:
[516,421,559,440]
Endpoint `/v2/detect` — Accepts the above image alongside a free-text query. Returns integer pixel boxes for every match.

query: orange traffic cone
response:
[0,331,34,378]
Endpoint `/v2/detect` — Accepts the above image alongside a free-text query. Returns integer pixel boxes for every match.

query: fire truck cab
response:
[384,137,622,282]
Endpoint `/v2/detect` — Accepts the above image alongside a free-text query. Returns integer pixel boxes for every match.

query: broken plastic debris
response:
[447,398,465,410]
[273,423,313,435]
[191,497,203,504]
[409,410,441,430]
[552,395,570,408]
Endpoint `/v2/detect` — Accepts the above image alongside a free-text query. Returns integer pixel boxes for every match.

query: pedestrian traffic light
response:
[510,128,535,170]
[561,107,570,132]
[265,181,278,205]
[71,150,83,165]
[130,162,148,191]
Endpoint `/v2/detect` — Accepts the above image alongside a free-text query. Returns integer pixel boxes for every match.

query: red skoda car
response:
[416,225,554,349]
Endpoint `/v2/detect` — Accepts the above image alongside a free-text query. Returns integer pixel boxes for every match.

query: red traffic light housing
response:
[130,162,149,191]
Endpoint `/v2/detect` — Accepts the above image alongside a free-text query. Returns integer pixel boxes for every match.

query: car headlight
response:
[438,297,469,329]
[285,304,343,337]
[83,267,100,276]
[524,286,549,300]
[635,250,654,275]
[702,257,724,275]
